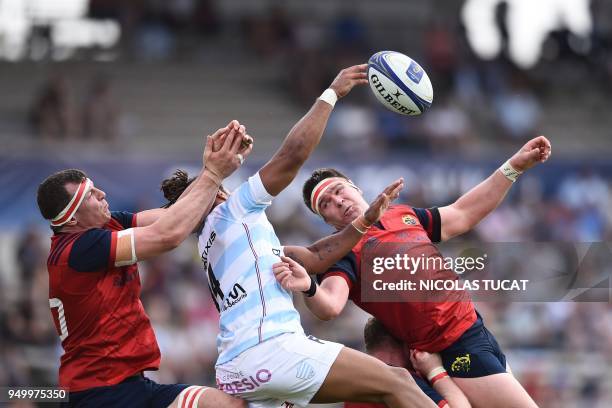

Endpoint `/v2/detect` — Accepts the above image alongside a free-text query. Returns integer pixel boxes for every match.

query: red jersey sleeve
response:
[413,207,442,243]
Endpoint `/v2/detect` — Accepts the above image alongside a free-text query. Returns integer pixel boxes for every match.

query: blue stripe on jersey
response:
[264,309,301,326]
[220,287,293,327]
[214,235,252,277]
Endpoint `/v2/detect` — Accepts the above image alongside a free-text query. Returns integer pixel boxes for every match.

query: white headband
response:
[51,178,93,227]
[310,177,357,216]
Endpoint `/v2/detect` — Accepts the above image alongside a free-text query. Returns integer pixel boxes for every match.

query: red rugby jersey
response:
[319,204,476,352]
[47,211,161,391]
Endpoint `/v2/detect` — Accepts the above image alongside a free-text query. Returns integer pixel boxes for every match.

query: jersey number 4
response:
[207,264,224,312]
[49,298,69,342]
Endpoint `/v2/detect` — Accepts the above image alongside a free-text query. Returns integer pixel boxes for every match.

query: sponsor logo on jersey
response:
[222,283,247,311]
[200,231,216,271]
[402,215,417,225]
[451,353,471,373]
[216,369,272,394]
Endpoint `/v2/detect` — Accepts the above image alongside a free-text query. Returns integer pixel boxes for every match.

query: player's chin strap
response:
[310,177,359,217]
[50,178,93,227]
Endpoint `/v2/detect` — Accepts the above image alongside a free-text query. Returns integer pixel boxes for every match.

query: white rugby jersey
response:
[198,172,304,365]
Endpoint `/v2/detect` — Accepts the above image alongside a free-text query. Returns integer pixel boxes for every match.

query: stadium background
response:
[0,0,611,406]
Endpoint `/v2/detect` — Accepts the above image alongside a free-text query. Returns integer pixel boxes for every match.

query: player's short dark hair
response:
[161,169,227,208]
[302,168,350,212]
[364,317,400,353]
[37,169,87,232]
[161,169,194,208]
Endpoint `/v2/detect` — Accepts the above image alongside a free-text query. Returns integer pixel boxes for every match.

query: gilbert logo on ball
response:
[368,51,433,116]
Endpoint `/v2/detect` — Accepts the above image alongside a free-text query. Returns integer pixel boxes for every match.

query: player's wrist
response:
[351,215,372,234]
[302,275,318,297]
[426,366,449,386]
[202,168,222,186]
[319,89,338,107]
[499,159,523,182]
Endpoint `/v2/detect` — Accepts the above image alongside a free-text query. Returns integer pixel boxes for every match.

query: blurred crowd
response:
[1,164,611,407]
[2,0,612,407]
[21,0,612,154]
[29,74,120,141]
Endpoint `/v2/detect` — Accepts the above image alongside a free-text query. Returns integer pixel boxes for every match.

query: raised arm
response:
[116,123,252,264]
[135,125,252,227]
[259,64,368,196]
[438,136,551,241]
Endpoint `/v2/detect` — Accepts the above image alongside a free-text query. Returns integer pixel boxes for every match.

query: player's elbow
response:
[316,303,343,321]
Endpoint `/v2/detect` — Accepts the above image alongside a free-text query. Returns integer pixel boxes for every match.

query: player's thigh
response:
[311,346,415,404]
[167,386,246,408]
[452,373,538,408]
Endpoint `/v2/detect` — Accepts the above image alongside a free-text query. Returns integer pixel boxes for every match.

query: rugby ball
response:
[367,51,433,115]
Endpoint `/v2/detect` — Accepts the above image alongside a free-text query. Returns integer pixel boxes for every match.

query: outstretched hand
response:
[273,256,311,293]
[204,120,253,179]
[508,135,552,172]
[329,64,369,99]
[363,178,404,225]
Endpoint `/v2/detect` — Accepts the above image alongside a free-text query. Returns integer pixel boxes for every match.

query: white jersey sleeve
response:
[223,172,273,220]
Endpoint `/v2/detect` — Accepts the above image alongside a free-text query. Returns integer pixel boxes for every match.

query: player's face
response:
[67,182,111,228]
[317,181,369,230]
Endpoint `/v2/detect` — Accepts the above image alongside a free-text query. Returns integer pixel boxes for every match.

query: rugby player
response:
[279,135,551,408]
[163,65,437,407]
[342,317,472,408]
[37,121,252,408]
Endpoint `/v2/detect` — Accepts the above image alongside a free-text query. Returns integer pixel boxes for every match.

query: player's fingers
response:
[204,136,213,156]
[220,127,237,152]
[281,276,293,290]
[347,72,368,80]
[210,125,230,140]
[277,270,291,281]
[383,178,404,195]
[348,63,368,72]
[230,130,245,153]
[273,262,290,271]
[280,256,301,269]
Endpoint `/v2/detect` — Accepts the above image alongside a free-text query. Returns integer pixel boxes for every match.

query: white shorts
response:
[216,332,344,408]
